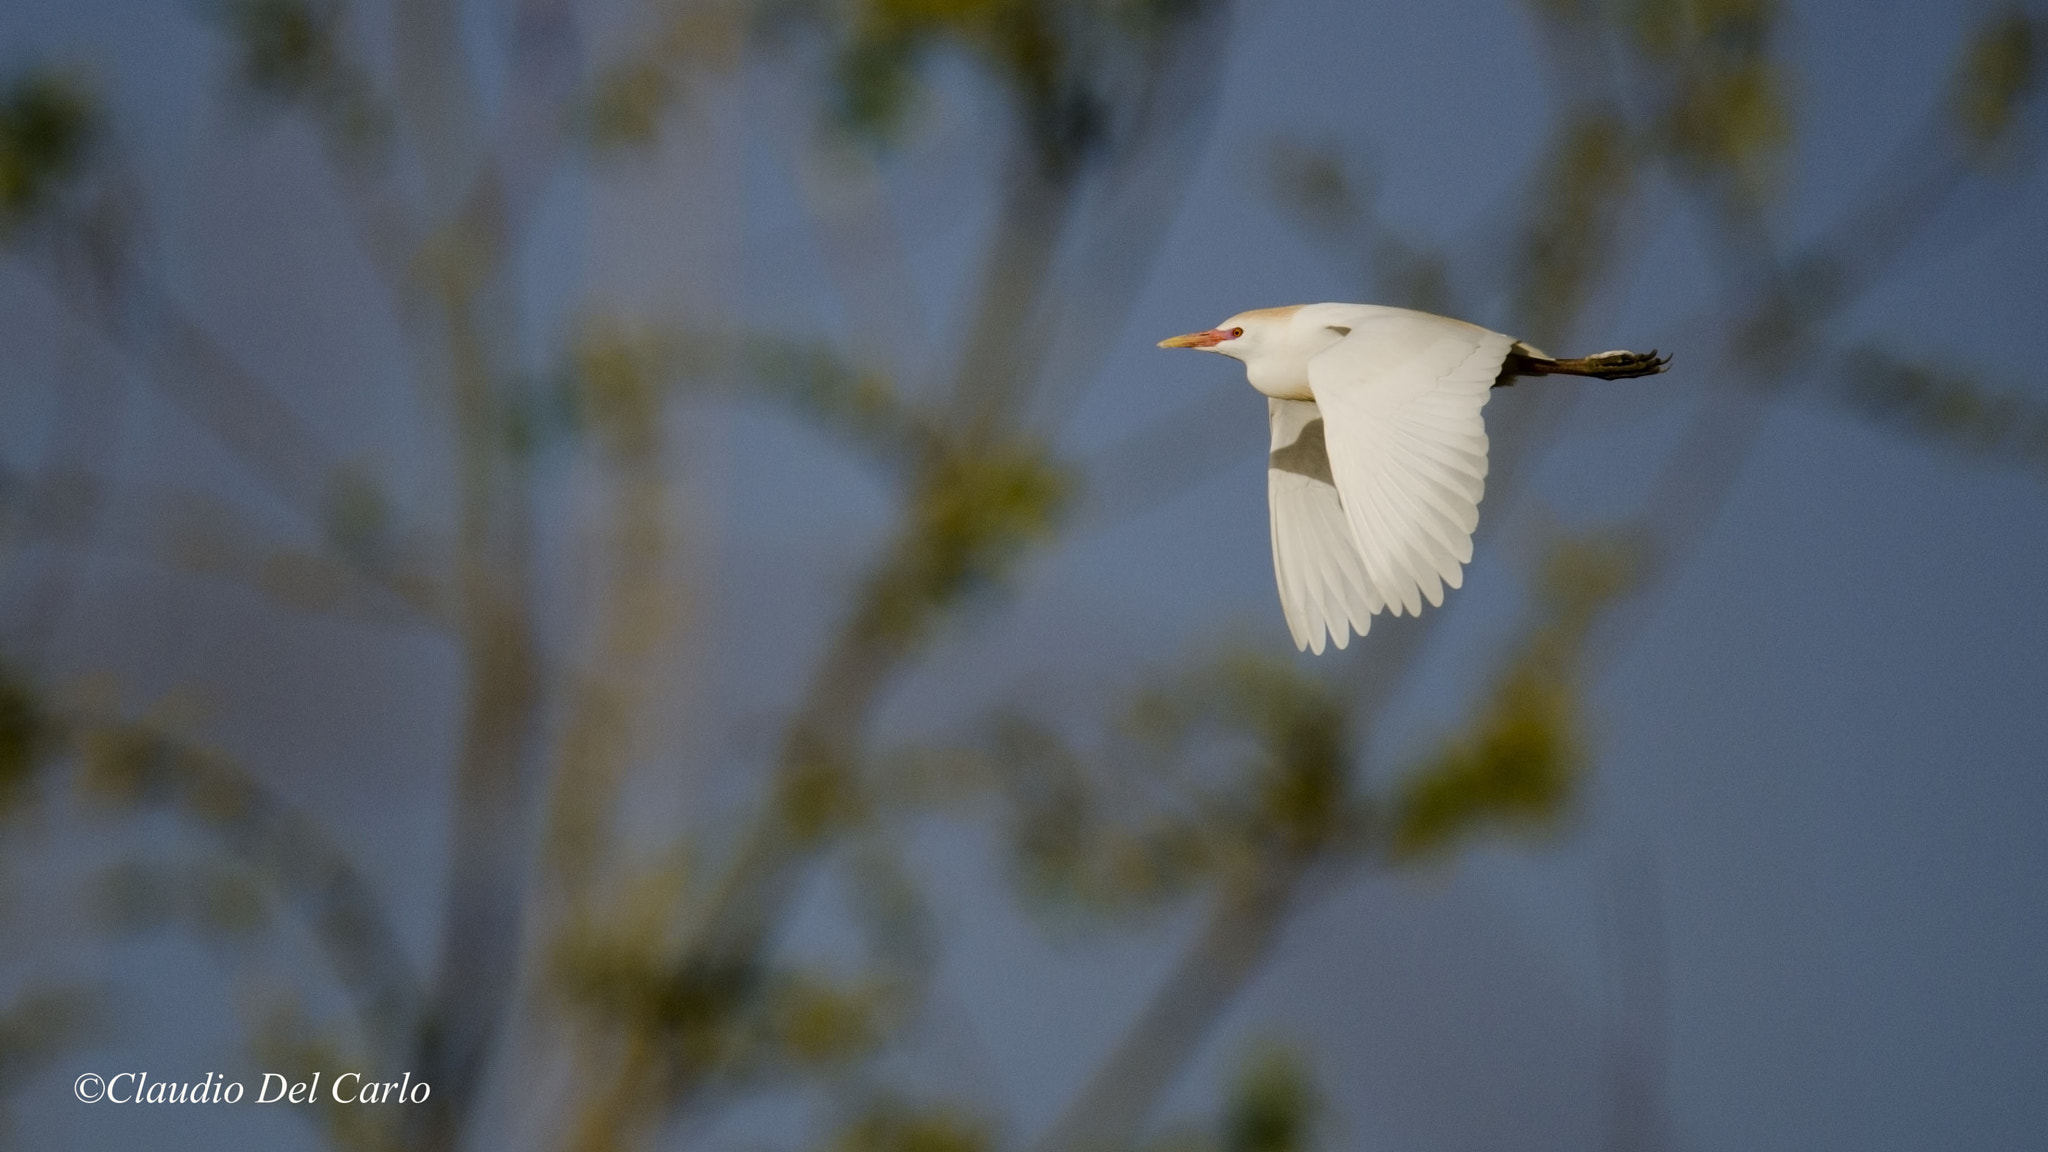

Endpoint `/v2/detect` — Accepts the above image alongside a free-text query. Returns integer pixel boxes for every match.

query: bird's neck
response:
[1245,360,1315,401]
[1242,315,1345,400]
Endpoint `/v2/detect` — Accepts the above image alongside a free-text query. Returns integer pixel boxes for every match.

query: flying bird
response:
[1159,303,1668,653]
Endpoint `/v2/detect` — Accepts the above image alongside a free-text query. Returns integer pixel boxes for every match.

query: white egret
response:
[1160,303,1668,653]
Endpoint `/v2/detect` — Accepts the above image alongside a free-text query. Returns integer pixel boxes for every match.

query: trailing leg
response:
[1495,344,1670,387]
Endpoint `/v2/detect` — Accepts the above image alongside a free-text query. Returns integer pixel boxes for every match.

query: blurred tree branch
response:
[76,718,423,1065]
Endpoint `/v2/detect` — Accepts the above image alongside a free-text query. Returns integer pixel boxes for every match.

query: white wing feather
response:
[1266,398,1381,653]
[1305,310,1510,622]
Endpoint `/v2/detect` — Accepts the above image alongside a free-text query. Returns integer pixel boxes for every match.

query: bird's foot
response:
[1567,349,1671,379]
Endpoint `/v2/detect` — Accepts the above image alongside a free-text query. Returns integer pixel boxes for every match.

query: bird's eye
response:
[1230,327,1244,338]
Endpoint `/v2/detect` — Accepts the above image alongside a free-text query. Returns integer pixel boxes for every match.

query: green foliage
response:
[833,0,1060,141]
[555,942,894,1084]
[75,724,420,1052]
[576,324,672,461]
[821,0,1198,159]
[217,0,388,155]
[584,4,746,152]
[835,1099,992,1152]
[0,668,46,815]
[767,974,890,1066]
[1390,535,1638,861]
[858,442,1070,644]
[226,0,341,98]
[1389,654,1578,860]
[1625,0,1789,197]
[1187,654,1354,860]
[0,70,97,234]
[779,732,870,840]
[1222,1043,1319,1152]
[996,651,1359,923]
[995,710,1222,914]
[738,333,918,463]
[1953,10,2041,149]
[555,943,744,1078]
[0,984,105,1119]
[245,998,401,1152]
[1841,347,2048,477]
[580,323,924,468]
[590,61,679,151]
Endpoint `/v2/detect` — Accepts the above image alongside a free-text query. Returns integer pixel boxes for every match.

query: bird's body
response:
[1160,304,1667,653]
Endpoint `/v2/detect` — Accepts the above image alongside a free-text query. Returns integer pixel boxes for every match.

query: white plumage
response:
[1159,303,1666,653]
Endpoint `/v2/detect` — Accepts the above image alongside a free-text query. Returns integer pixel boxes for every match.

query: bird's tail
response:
[1495,344,1670,386]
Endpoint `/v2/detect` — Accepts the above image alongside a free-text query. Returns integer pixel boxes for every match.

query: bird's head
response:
[1157,306,1328,399]
[1156,305,1308,366]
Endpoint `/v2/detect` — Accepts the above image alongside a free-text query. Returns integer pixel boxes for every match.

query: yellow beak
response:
[1157,329,1229,349]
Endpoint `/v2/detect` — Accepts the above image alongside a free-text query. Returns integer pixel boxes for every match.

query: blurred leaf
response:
[572,321,929,469]
[766,973,892,1066]
[857,441,1070,644]
[225,0,339,95]
[1390,534,1638,861]
[556,942,742,1075]
[830,0,1030,142]
[844,837,939,979]
[75,721,420,1049]
[552,860,780,1085]
[1223,1042,1319,1152]
[992,712,1211,915]
[1952,9,2041,150]
[745,338,912,459]
[818,0,1199,163]
[779,737,868,843]
[836,1098,992,1152]
[576,322,670,461]
[245,996,402,1151]
[1133,652,1357,860]
[992,715,1103,904]
[996,649,1362,924]
[215,0,389,157]
[589,60,678,150]
[0,984,106,1104]
[0,667,47,815]
[78,727,174,809]
[1840,346,2048,476]
[1389,655,1578,860]
[0,69,98,234]
[584,2,747,152]
[1625,0,1788,198]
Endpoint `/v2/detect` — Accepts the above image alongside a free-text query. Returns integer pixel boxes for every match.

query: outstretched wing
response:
[1267,398,1382,653]
[1307,309,1510,619]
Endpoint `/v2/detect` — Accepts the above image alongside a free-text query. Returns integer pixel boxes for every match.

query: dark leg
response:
[1494,348,1670,387]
